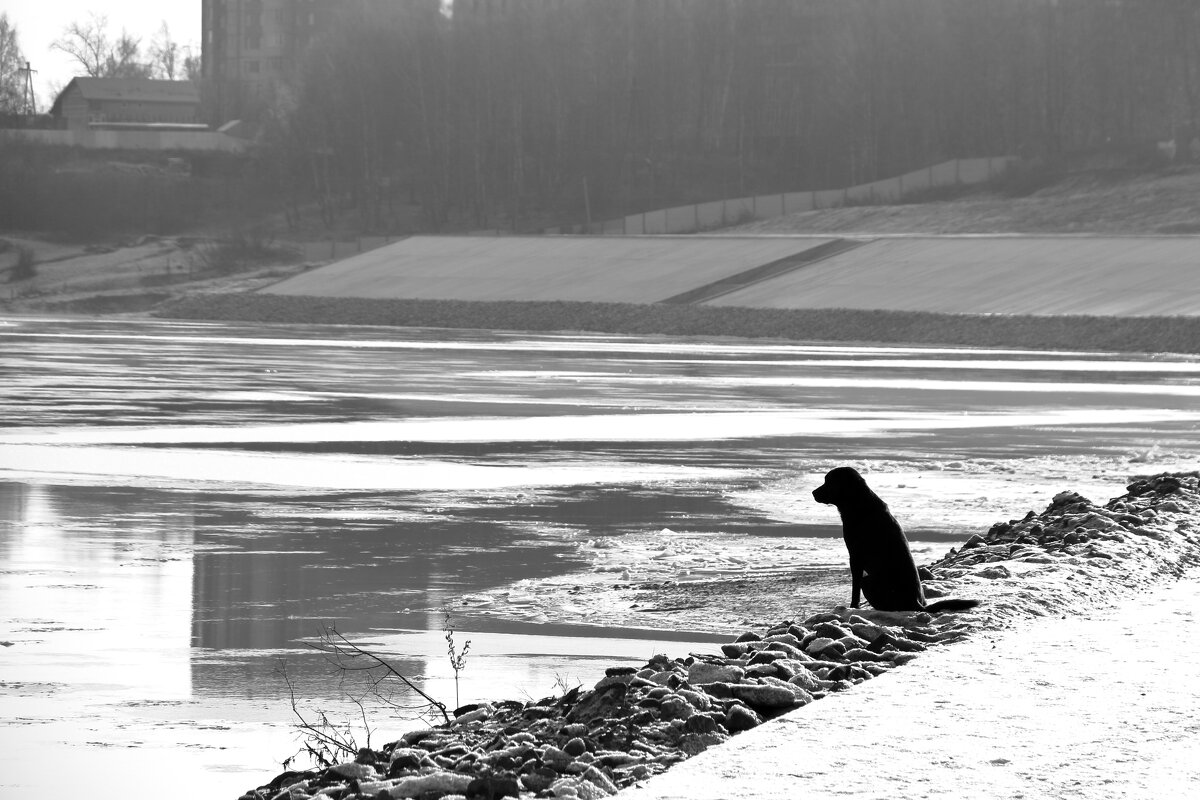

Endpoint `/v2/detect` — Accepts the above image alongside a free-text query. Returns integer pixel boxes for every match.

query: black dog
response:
[812,466,979,613]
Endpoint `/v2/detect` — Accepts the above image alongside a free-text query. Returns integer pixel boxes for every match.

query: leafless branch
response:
[305,625,451,724]
[277,660,360,766]
[50,13,109,77]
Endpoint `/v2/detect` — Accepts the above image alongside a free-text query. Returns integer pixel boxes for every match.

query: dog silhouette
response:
[813,466,979,613]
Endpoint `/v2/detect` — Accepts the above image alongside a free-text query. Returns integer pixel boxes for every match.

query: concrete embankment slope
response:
[263,234,1200,317]
[707,235,1200,316]
[266,236,834,304]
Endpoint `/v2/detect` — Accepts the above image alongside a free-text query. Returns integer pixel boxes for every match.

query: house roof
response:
[51,77,200,116]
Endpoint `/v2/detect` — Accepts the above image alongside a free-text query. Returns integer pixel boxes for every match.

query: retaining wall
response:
[549,157,1016,236]
[0,127,249,153]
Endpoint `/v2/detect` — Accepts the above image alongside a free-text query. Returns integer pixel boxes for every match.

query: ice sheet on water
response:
[480,370,1200,398]
[0,444,740,492]
[3,407,1197,448]
[736,452,1198,536]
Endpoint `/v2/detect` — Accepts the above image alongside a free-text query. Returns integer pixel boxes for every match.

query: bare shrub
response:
[195,228,298,274]
[443,613,472,709]
[9,245,36,281]
[278,660,374,767]
[279,626,452,767]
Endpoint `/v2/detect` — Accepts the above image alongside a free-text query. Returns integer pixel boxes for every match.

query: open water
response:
[1,316,1198,798]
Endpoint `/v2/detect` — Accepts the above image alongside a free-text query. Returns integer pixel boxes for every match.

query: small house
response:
[50,78,201,131]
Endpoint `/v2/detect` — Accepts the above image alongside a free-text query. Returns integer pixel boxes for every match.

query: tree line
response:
[0,13,28,113]
[257,0,1200,233]
[6,1,1200,235]
[50,14,200,84]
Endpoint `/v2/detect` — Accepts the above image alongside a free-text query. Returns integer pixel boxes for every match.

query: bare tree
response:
[149,21,187,80]
[52,13,151,79]
[0,13,26,112]
[106,32,151,79]
[51,13,110,77]
[183,53,202,83]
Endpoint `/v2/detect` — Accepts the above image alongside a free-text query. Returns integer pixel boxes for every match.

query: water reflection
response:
[0,480,593,648]
[0,483,194,678]
[189,494,586,651]
[0,476,627,798]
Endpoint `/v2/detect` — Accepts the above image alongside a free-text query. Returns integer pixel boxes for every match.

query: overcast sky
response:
[0,1,201,108]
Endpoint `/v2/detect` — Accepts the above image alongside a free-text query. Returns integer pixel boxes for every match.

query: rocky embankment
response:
[158,294,1200,355]
[239,473,1200,800]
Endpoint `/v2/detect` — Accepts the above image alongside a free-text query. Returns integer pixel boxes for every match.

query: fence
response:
[545,156,1017,235]
[298,235,407,264]
[3,254,204,301]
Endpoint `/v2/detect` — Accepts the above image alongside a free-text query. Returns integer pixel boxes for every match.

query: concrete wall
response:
[0,127,248,153]
[297,236,405,264]
[549,157,1016,236]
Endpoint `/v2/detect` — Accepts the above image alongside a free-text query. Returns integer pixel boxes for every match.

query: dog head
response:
[812,466,869,507]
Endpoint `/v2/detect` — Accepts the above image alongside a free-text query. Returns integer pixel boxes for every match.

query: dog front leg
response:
[849,557,863,608]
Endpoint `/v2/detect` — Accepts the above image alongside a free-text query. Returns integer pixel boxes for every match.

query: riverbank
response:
[623,565,1200,800]
[158,293,1200,355]
[238,472,1200,800]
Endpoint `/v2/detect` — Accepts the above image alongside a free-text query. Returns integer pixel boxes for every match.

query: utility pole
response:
[18,60,36,115]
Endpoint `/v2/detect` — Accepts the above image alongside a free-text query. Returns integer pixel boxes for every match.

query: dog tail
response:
[922,598,980,613]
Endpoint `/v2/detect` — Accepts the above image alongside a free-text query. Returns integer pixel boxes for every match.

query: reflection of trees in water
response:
[0,482,40,534]
[0,481,198,694]
[191,644,429,710]
[0,482,197,549]
[189,496,586,651]
[0,482,197,597]
[495,484,781,535]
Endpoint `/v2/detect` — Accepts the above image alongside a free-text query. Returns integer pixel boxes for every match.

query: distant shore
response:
[157,293,1200,355]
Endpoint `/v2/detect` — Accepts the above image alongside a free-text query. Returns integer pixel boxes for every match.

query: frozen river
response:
[1,316,1198,798]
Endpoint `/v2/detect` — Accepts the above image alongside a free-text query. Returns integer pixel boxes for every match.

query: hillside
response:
[724,167,1200,235]
[4,166,1200,320]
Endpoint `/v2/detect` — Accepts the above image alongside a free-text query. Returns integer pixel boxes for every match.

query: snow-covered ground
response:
[624,573,1200,798]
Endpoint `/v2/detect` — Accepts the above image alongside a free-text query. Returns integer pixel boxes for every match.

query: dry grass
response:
[727,167,1200,235]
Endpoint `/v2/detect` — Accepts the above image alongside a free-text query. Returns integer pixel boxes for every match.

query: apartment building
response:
[200,0,347,121]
